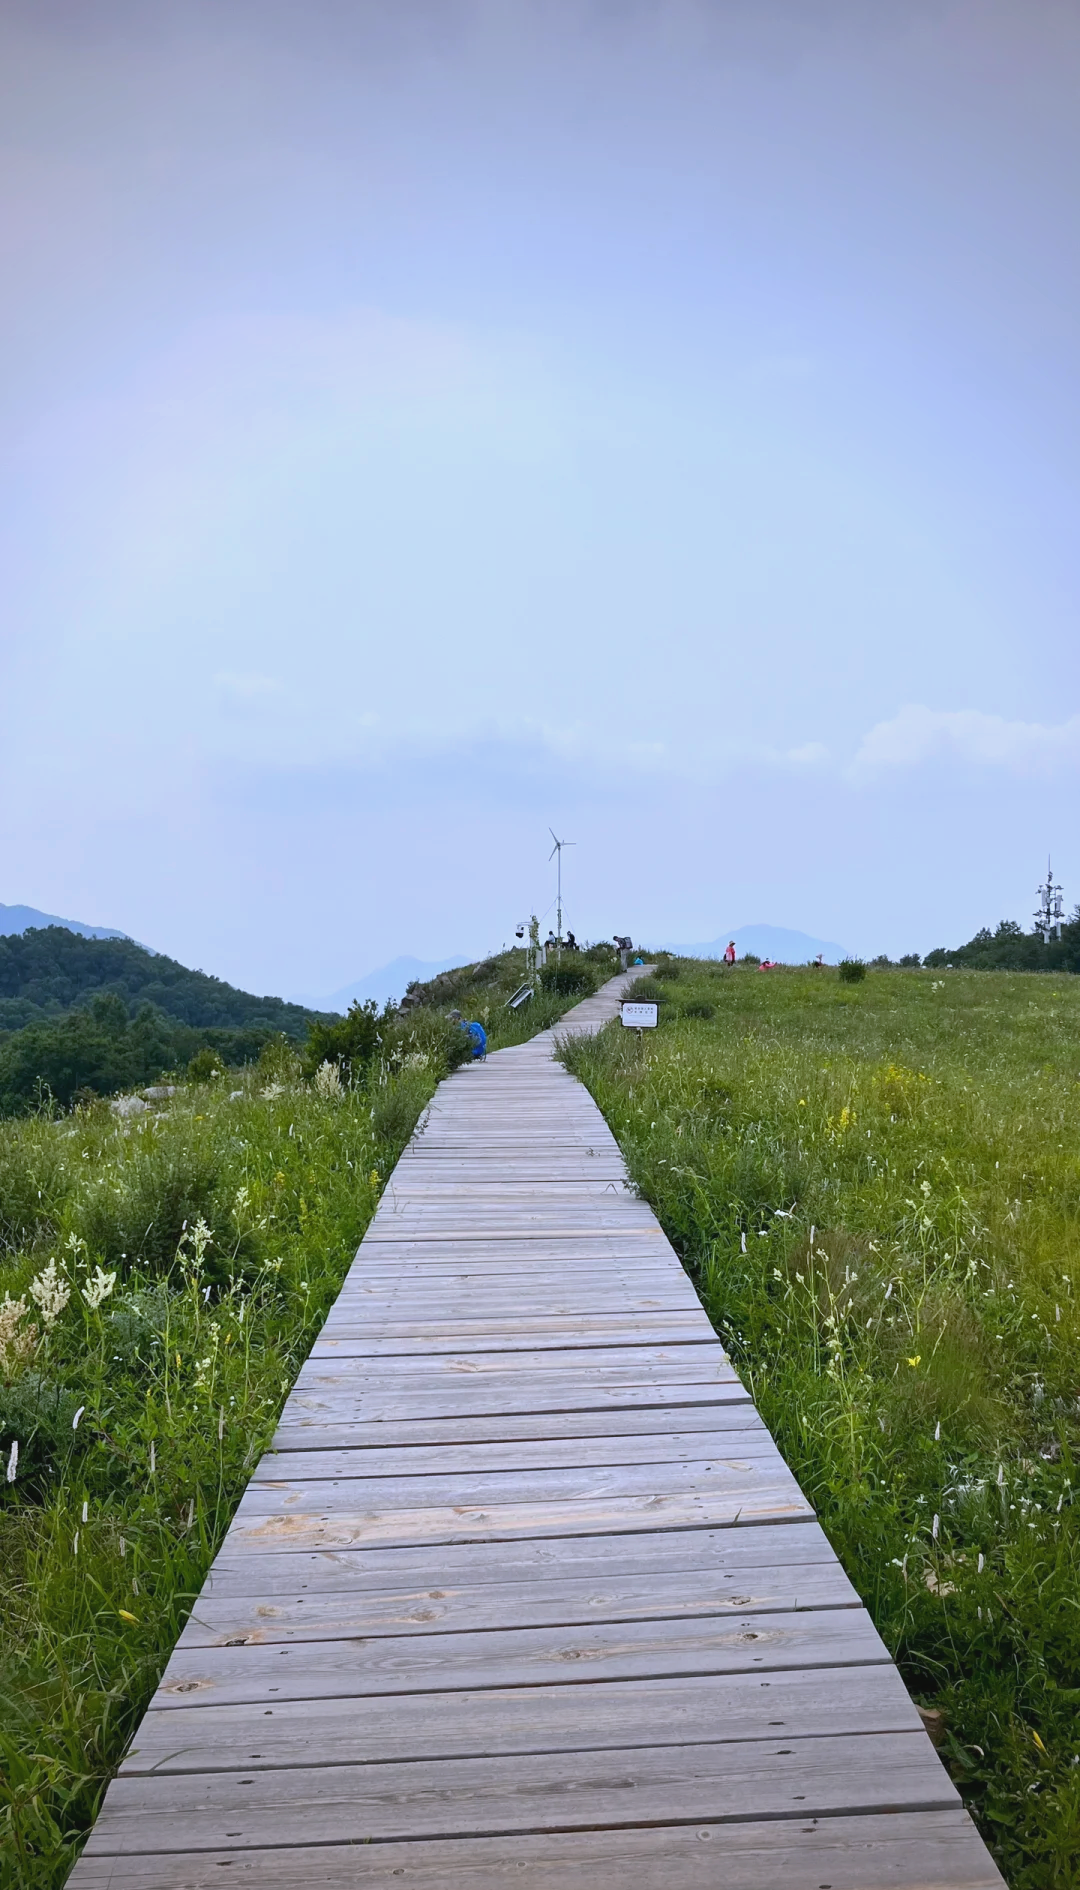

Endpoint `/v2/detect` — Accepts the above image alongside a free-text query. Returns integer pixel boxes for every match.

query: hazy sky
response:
[3,0,1079,995]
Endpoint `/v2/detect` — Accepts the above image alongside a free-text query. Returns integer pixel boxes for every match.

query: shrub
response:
[303,1000,384,1081]
[539,963,594,997]
[899,953,921,968]
[680,1000,715,1020]
[187,1048,225,1082]
[622,974,665,1003]
[838,959,867,983]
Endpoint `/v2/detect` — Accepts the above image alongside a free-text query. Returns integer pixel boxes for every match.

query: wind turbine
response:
[549,829,575,964]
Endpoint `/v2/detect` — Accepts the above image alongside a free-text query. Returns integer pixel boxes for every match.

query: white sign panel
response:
[621,1000,658,1028]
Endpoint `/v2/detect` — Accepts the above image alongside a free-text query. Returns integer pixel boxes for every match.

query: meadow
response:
[561,958,1080,1888]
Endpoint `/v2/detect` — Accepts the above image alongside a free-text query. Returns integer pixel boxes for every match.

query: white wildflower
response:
[82,1266,117,1312]
[0,1294,37,1376]
[934,1421,941,1442]
[72,1406,85,1430]
[932,1514,940,1540]
[313,1059,344,1100]
[6,1439,18,1482]
[977,1552,985,1572]
[28,1259,71,1330]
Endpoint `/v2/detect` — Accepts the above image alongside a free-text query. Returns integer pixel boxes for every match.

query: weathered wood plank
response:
[177,1558,859,1649]
[311,1318,714,1355]
[81,1732,957,1854]
[201,1516,842,1600]
[152,1607,887,1709]
[293,1345,735,1385]
[254,1426,777,1481]
[219,1481,812,1552]
[282,1383,756,1427]
[271,1401,768,1451]
[241,1456,796,1513]
[65,1808,1008,1890]
[121,1664,918,1774]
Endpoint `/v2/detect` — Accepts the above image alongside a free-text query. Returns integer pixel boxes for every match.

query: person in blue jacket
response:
[464,1019,487,1059]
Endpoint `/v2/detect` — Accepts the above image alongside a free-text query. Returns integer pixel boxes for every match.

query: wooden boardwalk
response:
[71,972,1005,1889]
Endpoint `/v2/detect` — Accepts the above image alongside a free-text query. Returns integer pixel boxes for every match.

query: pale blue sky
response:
[2,1,1078,995]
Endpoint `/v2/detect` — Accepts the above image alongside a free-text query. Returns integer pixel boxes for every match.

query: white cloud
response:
[852,704,1080,776]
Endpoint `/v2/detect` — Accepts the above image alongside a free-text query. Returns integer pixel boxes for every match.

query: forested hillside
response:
[924,913,1080,971]
[0,930,330,1113]
[0,929,317,1034]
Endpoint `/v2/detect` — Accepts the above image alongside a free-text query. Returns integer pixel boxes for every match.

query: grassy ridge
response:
[561,960,1080,1887]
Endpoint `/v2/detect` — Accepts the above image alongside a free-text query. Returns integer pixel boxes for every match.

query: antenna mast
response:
[1034,856,1065,942]
[548,829,575,967]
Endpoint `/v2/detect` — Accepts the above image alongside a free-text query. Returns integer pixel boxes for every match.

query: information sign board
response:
[621,1000,658,1028]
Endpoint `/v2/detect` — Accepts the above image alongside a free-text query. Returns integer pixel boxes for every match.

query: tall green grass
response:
[562,960,1080,1888]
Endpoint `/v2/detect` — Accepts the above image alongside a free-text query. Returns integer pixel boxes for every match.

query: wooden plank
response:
[241,1456,796,1513]
[65,1808,1010,1889]
[177,1558,859,1649]
[292,1345,735,1383]
[311,1323,718,1357]
[271,1399,769,1452]
[121,1664,919,1774]
[219,1479,811,1552]
[80,1733,958,1854]
[253,1426,778,1481]
[151,1607,886,1709]
[281,1382,754,1426]
[201,1517,843,1600]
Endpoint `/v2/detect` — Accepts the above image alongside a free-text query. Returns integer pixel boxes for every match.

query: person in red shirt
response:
[723,941,736,966]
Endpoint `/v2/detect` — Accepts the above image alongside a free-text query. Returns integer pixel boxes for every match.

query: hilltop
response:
[0,900,129,942]
[667,923,849,964]
[0,928,322,1037]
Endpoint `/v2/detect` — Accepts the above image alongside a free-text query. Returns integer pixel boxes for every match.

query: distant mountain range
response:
[0,902,130,942]
[296,954,473,1014]
[666,924,850,965]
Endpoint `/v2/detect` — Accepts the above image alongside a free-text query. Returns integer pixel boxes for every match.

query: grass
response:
[561,958,1080,1888]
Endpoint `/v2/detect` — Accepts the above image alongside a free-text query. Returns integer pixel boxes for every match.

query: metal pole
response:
[556,846,562,968]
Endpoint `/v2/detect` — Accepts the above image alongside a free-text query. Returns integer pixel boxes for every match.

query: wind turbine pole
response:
[548,829,575,969]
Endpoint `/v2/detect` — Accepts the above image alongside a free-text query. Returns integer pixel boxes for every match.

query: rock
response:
[110,1095,149,1117]
[143,1085,177,1101]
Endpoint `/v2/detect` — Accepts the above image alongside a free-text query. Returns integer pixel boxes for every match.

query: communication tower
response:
[1034,858,1065,942]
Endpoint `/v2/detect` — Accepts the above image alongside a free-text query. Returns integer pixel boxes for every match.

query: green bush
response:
[623,973,665,1003]
[838,958,867,983]
[186,1048,225,1082]
[303,1000,384,1080]
[539,963,594,997]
